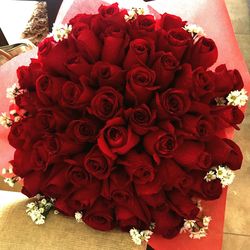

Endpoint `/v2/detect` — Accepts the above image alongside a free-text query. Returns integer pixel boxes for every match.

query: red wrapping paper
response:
[0,0,249,249]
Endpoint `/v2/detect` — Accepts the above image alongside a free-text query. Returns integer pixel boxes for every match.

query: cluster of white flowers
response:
[124,7,145,21]
[2,165,13,175]
[3,176,20,187]
[6,83,21,101]
[129,227,153,245]
[52,23,72,42]
[74,212,83,223]
[184,24,206,37]
[180,216,212,239]
[0,112,12,128]
[204,165,235,187]
[26,198,54,225]
[226,89,248,107]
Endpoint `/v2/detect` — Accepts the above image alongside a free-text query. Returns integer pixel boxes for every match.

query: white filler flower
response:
[226,89,248,107]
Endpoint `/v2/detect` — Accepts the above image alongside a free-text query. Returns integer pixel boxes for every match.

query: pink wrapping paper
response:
[0,0,249,249]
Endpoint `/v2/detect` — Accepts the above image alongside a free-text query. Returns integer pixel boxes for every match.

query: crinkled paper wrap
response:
[0,0,249,249]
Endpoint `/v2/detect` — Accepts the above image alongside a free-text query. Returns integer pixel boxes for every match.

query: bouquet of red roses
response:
[3,2,247,244]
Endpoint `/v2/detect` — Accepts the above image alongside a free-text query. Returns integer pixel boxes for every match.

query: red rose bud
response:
[160,13,186,31]
[123,39,152,69]
[192,67,215,102]
[167,189,200,219]
[36,74,65,106]
[155,88,191,119]
[152,51,179,90]
[69,13,93,26]
[67,180,101,210]
[157,28,192,61]
[17,59,42,90]
[116,206,150,232]
[159,159,193,193]
[84,145,114,180]
[60,79,94,109]
[102,25,129,65]
[38,38,74,75]
[125,65,158,105]
[173,140,212,170]
[72,23,101,63]
[211,105,244,130]
[83,198,115,231]
[129,15,156,40]
[22,171,45,197]
[126,104,157,135]
[118,150,155,185]
[35,109,72,132]
[141,191,167,208]
[181,114,215,141]
[191,171,222,200]
[11,149,32,178]
[88,86,123,121]
[55,198,76,216]
[144,124,178,164]
[98,117,139,159]
[91,61,125,90]
[190,37,218,69]
[174,63,193,89]
[152,206,183,238]
[65,54,92,81]
[206,137,243,170]
[98,3,120,18]
[65,118,100,143]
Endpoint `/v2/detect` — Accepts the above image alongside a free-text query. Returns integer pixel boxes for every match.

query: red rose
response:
[181,114,215,141]
[83,198,115,231]
[101,25,129,65]
[65,118,100,143]
[174,63,193,89]
[152,52,179,90]
[160,13,186,31]
[91,61,125,90]
[36,74,65,106]
[123,39,152,69]
[66,180,101,211]
[22,170,45,197]
[211,105,244,130]
[192,67,215,102]
[125,65,158,105]
[141,191,167,208]
[69,13,93,26]
[11,149,32,178]
[119,150,155,184]
[17,59,42,90]
[15,92,42,116]
[116,205,151,232]
[191,171,222,200]
[129,15,156,39]
[167,189,200,219]
[189,37,218,69]
[35,108,72,132]
[152,206,183,238]
[65,54,92,81]
[159,159,193,193]
[98,117,139,159]
[173,140,212,170]
[60,80,94,109]
[126,104,157,135]
[54,198,76,216]
[206,137,243,170]
[157,28,192,61]
[38,38,75,75]
[71,23,101,63]
[155,88,191,119]
[143,123,178,164]
[84,145,114,180]
[8,118,41,150]
[88,86,123,121]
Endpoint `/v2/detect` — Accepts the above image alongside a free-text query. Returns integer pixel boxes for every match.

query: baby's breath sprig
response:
[204,165,235,187]
[6,83,23,102]
[0,112,13,128]
[3,175,21,187]
[124,7,145,22]
[74,211,83,223]
[183,23,206,39]
[26,197,55,225]
[129,227,153,245]
[226,89,248,107]
[51,23,72,42]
